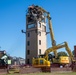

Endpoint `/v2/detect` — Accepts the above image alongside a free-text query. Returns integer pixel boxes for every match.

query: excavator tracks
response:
[41,67,51,72]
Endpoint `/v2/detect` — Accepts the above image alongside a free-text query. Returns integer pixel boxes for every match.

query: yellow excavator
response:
[32,5,76,71]
[32,42,74,67]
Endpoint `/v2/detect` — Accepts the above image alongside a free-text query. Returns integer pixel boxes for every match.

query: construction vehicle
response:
[0,50,9,69]
[31,5,76,71]
[32,42,74,67]
[0,50,20,73]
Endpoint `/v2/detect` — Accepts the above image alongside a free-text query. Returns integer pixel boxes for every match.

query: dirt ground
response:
[0,67,41,74]
[0,69,7,74]
[0,66,74,74]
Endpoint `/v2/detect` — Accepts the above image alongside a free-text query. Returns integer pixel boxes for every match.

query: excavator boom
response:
[32,5,76,72]
[38,6,57,58]
[44,42,74,61]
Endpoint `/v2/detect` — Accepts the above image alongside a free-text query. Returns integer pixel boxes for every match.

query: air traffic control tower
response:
[26,5,47,64]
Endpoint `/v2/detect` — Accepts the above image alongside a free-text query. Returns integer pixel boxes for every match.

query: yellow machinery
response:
[32,42,74,68]
[32,5,76,71]
[0,51,20,73]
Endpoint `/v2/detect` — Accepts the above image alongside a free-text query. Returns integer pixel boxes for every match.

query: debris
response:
[27,5,44,21]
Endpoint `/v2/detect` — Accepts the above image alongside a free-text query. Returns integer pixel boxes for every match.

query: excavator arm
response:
[38,6,57,58]
[32,41,73,68]
[44,42,74,62]
[32,5,76,71]
[64,42,74,61]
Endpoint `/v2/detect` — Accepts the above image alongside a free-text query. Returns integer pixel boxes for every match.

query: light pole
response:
[21,30,26,64]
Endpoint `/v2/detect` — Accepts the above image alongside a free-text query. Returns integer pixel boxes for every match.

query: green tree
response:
[72,50,74,55]
[57,51,68,58]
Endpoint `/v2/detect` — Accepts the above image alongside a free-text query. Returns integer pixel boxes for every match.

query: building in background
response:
[11,57,25,65]
[74,46,76,60]
[26,5,47,64]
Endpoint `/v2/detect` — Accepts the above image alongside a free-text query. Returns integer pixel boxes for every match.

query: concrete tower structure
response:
[26,5,47,64]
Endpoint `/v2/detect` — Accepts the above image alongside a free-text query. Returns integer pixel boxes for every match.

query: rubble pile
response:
[27,5,44,21]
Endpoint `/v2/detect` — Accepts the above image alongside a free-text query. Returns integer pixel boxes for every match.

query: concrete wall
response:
[26,16,47,64]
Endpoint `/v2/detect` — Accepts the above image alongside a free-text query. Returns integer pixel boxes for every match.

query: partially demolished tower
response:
[26,5,47,64]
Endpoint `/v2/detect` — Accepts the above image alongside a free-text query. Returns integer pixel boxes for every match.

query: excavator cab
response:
[32,55,50,68]
[48,53,69,64]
